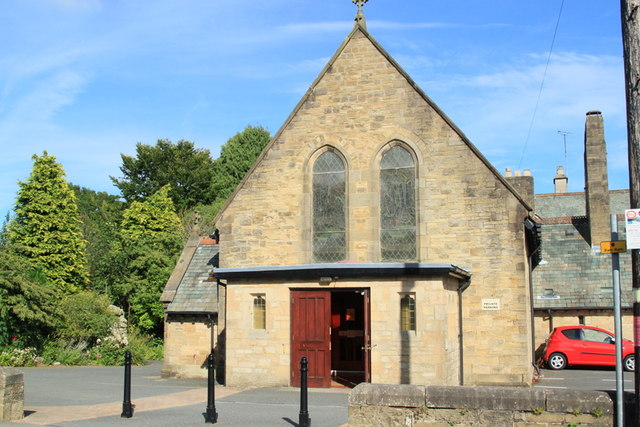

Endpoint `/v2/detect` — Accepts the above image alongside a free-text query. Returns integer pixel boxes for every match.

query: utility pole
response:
[621,0,640,422]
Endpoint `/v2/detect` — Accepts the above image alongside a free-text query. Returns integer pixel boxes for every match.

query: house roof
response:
[534,189,629,219]
[532,191,632,310]
[160,234,200,303]
[213,22,533,225]
[164,238,219,314]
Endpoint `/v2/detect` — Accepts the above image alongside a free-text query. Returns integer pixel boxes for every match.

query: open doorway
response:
[290,288,370,388]
[331,290,367,387]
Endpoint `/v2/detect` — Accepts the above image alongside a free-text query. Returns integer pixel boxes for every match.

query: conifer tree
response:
[114,185,183,334]
[71,185,124,294]
[7,152,89,294]
[0,245,57,346]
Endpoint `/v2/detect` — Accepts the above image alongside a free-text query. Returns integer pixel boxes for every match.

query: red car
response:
[543,325,635,371]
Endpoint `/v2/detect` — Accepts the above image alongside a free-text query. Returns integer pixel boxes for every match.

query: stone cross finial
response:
[353,0,369,30]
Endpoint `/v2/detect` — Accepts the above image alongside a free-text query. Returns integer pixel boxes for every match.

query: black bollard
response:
[121,350,134,418]
[204,352,218,423]
[299,357,311,427]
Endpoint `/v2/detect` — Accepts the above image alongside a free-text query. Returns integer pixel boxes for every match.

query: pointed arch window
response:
[313,151,346,262]
[380,145,417,261]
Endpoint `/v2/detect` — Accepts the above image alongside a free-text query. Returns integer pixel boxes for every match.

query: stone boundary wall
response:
[0,368,24,421]
[348,383,614,426]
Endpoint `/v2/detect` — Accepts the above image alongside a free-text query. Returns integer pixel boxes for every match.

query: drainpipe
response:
[528,254,539,377]
[458,279,471,386]
[525,217,542,377]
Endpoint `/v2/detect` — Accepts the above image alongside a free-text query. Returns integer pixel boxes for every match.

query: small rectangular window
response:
[253,295,266,329]
[400,293,416,331]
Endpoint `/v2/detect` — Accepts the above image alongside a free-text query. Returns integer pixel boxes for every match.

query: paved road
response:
[1,361,349,426]
[535,367,636,392]
[10,363,635,425]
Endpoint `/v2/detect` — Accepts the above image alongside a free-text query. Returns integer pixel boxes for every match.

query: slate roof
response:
[165,238,219,314]
[535,190,629,219]
[532,190,632,310]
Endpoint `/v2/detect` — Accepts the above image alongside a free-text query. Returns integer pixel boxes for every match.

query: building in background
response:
[530,111,632,357]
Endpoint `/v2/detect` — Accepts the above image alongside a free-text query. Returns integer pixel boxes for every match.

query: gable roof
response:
[214,23,532,224]
[162,236,219,314]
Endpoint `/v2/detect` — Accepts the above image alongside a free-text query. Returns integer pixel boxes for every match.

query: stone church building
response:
[162,7,540,388]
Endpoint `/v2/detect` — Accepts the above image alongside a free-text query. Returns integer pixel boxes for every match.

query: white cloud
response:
[406,50,626,192]
[425,51,624,139]
[2,71,87,131]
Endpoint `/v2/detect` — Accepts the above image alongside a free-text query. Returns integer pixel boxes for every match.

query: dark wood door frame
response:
[290,288,371,388]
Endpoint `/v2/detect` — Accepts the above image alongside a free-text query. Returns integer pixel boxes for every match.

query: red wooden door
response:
[363,289,371,383]
[291,291,331,388]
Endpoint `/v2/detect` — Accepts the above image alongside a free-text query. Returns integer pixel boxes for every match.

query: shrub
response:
[126,329,163,364]
[0,346,38,367]
[40,341,89,366]
[54,292,117,344]
[88,339,126,366]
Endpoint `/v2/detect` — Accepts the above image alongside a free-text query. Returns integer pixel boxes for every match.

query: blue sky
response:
[0,0,628,217]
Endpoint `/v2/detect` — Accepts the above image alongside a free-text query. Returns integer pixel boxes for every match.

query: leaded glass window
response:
[313,151,346,262]
[380,145,416,261]
[253,295,266,329]
[400,294,416,331]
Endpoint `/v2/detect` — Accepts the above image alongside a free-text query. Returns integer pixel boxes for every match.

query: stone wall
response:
[348,383,614,427]
[224,276,461,388]
[162,314,217,379]
[0,368,23,421]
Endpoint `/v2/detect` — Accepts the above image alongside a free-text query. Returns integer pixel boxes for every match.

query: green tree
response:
[111,139,215,211]
[113,185,183,335]
[71,185,124,294]
[0,245,58,346]
[210,125,271,215]
[7,152,89,294]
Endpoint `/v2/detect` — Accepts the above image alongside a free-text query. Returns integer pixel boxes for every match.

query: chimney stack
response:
[504,168,534,207]
[553,166,568,193]
[583,111,611,246]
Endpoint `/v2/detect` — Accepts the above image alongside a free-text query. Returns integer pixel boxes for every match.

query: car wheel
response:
[624,355,635,372]
[548,352,567,370]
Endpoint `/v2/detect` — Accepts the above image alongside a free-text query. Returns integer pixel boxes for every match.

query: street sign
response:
[600,240,627,254]
[626,209,640,249]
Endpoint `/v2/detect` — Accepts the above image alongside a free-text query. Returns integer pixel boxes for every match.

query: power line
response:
[517,0,566,170]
